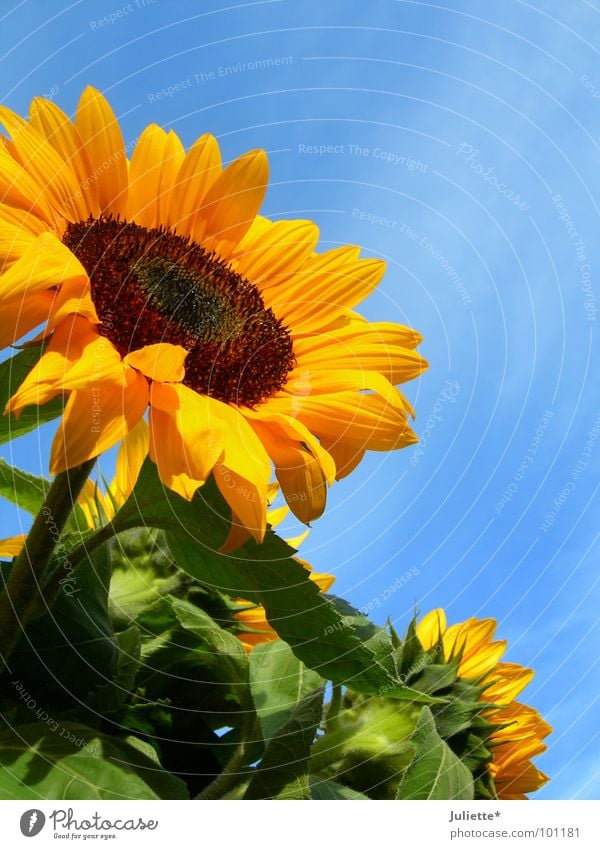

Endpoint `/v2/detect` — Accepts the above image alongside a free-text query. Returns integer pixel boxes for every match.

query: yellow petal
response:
[0,144,55,224]
[194,149,268,256]
[157,130,186,222]
[166,132,222,235]
[124,343,187,384]
[458,640,507,679]
[0,232,88,301]
[43,277,99,332]
[444,617,498,659]
[78,479,114,526]
[127,125,185,229]
[148,382,224,489]
[310,571,336,593]
[160,470,206,501]
[318,435,365,481]
[483,663,535,705]
[75,86,128,217]
[265,252,385,332]
[276,447,327,525]
[494,762,549,799]
[0,203,47,237]
[246,417,329,524]
[285,528,310,549]
[262,392,417,452]
[29,96,98,217]
[211,401,271,541]
[112,417,149,502]
[50,368,149,473]
[0,534,26,557]
[230,219,319,288]
[0,219,37,270]
[285,368,412,414]
[0,105,82,222]
[293,331,427,386]
[60,334,125,391]
[220,511,253,554]
[416,609,447,651]
[0,290,54,350]
[267,505,289,528]
[246,411,335,485]
[6,316,99,414]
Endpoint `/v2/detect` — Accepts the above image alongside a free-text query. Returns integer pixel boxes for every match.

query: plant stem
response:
[325,683,343,732]
[37,519,117,614]
[196,715,258,800]
[0,458,96,671]
[196,743,248,800]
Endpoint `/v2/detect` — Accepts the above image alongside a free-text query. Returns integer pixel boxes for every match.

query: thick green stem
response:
[37,519,117,615]
[325,683,343,732]
[0,458,96,671]
[196,715,258,800]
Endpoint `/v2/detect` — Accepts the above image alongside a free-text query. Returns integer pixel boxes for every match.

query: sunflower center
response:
[62,217,295,406]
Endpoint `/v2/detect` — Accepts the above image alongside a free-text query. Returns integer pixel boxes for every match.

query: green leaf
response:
[112,461,439,701]
[169,532,438,702]
[244,688,324,800]
[107,528,183,629]
[133,595,256,766]
[111,459,229,548]
[250,640,324,743]
[85,625,141,714]
[170,596,252,709]
[309,777,370,800]
[0,458,49,515]
[395,706,474,800]
[5,542,118,706]
[0,721,188,799]
[0,346,64,445]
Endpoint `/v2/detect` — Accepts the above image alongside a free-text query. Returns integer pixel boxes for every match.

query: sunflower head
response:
[308,610,551,800]
[415,608,551,799]
[0,87,426,542]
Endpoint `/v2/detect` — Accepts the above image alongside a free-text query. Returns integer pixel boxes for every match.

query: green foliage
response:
[250,641,323,743]
[244,688,325,800]
[0,721,188,799]
[0,458,49,515]
[0,451,503,801]
[309,694,420,799]
[3,542,118,706]
[395,707,474,800]
[309,778,370,800]
[111,460,440,702]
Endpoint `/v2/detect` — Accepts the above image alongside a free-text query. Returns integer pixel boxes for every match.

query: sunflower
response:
[416,609,551,799]
[0,88,426,541]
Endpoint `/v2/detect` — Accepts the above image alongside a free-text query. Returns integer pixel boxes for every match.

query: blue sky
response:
[1,0,599,799]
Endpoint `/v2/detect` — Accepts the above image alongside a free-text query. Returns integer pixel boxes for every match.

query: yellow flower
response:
[416,609,551,799]
[0,88,426,541]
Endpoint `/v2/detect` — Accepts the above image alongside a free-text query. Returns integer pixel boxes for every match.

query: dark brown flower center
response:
[62,217,295,406]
